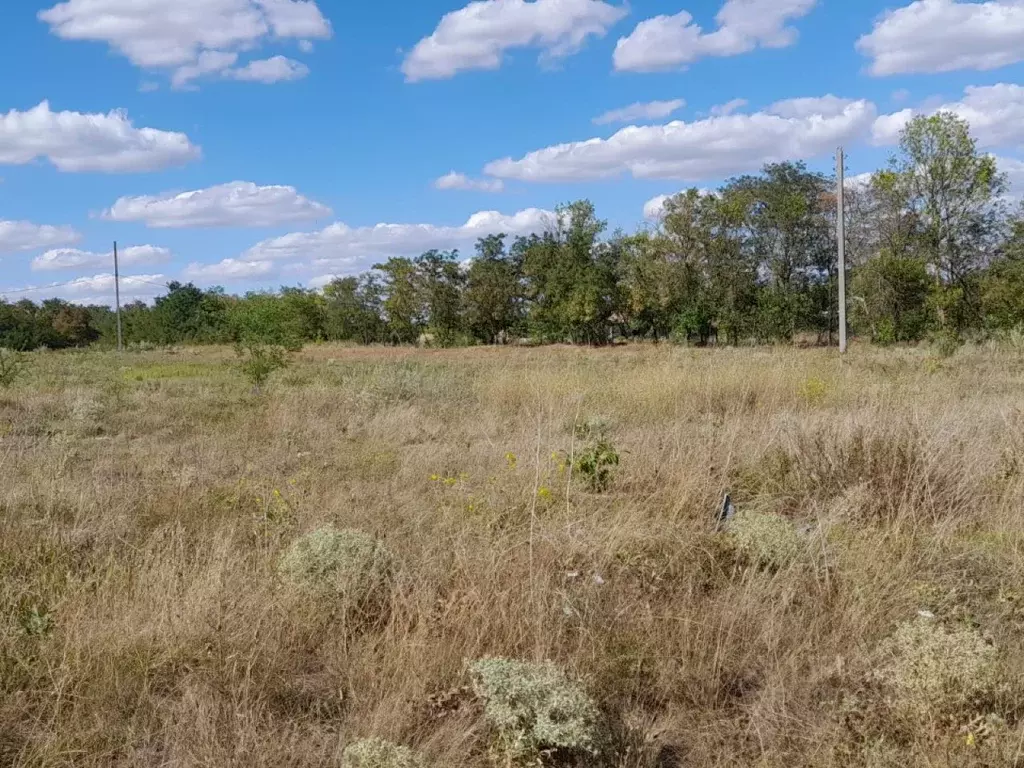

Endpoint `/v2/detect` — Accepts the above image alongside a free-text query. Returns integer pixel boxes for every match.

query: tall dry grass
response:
[2,342,1024,766]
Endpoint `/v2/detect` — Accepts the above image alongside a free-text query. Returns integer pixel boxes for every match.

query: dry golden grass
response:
[2,342,1024,766]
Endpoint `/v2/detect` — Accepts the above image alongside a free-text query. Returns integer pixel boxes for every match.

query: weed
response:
[573,439,620,492]
[0,348,26,389]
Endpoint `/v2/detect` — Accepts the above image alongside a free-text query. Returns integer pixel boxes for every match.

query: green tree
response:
[522,200,619,344]
[374,257,423,344]
[980,207,1024,331]
[851,254,933,343]
[891,112,1007,331]
[323,275,386,343]
[464,234,524,344]
[414,249,465,346]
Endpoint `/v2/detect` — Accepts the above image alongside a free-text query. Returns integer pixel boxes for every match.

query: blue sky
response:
[2,0,1023,305]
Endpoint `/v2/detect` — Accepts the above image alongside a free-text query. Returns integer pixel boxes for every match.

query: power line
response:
[0,276,170,298]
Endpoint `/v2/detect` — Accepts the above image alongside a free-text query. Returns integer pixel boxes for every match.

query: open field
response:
[3,343,1024,767]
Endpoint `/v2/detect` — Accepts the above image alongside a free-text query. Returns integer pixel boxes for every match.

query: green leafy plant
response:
[341,738,425,768]
[236,342,289,394]
[469,657,600,766]
[0,348,26,389]
[229,293,304,393]
[573,438,620,492]
[278,526,394,611]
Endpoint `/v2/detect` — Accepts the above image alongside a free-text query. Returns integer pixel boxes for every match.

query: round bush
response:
[726,510,807,569]
[469,657,600,764]
[873,615,999,724]
[278,526,393,606]
[342,738,424,768]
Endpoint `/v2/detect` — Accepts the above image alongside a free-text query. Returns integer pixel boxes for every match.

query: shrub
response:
[469,657,600,765]
[236,342,290,394]
[278,526,393,608]
[341,738,424,768]
[573,438,619,492]
[726,510,806,569]
[0,348,26,389]
[872,616,999,725]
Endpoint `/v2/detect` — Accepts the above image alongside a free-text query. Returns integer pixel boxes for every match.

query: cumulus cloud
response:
[593,99,685,125]
[872,84,1024,148]
[0,101,199,173]
[613,0,817,72]
[241,208,555,273]
[0,274,167,306]
[642,188,715,220]
[1000,156,1024,193]
[183,258,275,281]
[32,245,172,272]
[434,171,505,192]
[227,55,310,83]
[0,220,80,254]
[402,0,627,82]
[857,0,1024,76]
[39,0,330,87]
[104,181,331,228]
[710,98,748,116]
[484,95,876,182]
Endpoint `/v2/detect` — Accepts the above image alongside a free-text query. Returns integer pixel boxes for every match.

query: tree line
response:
[3,113,1024,352]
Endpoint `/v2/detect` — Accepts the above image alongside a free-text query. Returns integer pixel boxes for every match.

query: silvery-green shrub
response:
[469,657,599,765]
[341,738,424,768]
[278,526,393,608]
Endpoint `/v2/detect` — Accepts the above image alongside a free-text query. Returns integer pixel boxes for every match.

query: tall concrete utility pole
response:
[114,241,123,353]
[836,147,847,354]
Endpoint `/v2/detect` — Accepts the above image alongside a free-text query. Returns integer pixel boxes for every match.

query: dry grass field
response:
[3,342,1024,767]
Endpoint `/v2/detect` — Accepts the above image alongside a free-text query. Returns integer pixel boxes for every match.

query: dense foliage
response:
[4,114,1023,350]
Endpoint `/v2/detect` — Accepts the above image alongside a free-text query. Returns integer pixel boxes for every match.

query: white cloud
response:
[242,208,555,272]
[171,51,239,89]
[227,55,310,83]
[39,0,330,87]
[402,0,627,82]
[308,273,338,289]
[846,172,875,190]
[434,171,505,192]
[871,108,916,145]
[484,96,876,182]
[642,188,714,220]
[857,0,1024,76]
[104,181,331,228]
[183,258,275,281]
[613,0,817,72]
[0,101,199,173]
[32,245,172,272]
[872,84,1024,148]
[593,99,685,125]
[710,98,748,116]
[999,156,1024,193]
[0,220,80,254]
[0,274,167,305]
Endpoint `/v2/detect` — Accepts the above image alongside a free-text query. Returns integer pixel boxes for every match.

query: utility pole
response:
[836,147,847,354]
[113,240,123,353]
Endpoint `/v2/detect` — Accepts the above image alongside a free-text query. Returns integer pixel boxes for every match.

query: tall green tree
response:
[415,249,466,346]
[323,275,386,343]
[374,257,423,344]
[891,112,1007,331]
[464,234,524,344]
